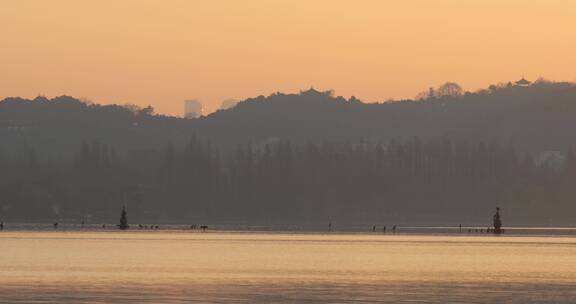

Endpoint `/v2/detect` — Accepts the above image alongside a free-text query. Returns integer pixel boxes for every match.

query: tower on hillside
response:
[515,77,531,86]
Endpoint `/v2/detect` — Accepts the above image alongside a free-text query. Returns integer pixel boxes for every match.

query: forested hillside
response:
[1,80,576,224]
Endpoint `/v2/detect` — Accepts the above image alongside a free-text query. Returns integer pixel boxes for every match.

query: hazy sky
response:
[1,0,575,116]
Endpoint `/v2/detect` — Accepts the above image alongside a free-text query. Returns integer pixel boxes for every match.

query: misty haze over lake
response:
[3,1,576,303]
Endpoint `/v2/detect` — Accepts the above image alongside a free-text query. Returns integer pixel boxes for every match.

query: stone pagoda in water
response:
[118,205,129,230]
[493,207,502,234]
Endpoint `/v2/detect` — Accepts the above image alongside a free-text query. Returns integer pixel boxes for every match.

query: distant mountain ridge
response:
[1,80,576,159]
[198,80,576,153]
[2,80,576,223]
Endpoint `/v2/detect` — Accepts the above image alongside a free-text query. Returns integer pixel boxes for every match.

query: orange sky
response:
[1,0,575,116]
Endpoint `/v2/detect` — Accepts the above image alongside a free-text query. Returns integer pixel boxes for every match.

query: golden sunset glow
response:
[1,0,575,115]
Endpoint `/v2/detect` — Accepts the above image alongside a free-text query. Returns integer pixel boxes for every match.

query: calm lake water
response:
[1,229,576,303]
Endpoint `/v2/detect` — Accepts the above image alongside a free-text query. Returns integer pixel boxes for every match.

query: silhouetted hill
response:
[198,81,576,152]
[2,80,576,158]
[0,95,192,159]
[2,80,576,224]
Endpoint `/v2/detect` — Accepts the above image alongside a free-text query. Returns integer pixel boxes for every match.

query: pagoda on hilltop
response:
[515,77,531,86]
[300,87,333,97]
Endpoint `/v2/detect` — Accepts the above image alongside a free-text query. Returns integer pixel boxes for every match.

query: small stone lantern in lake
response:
[118,205,129,230]
[493,207,502,234]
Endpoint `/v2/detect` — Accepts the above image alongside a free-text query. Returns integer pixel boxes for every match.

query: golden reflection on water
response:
[1,231,575,303]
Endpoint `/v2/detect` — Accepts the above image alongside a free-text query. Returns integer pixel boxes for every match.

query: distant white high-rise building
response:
[184,100,202,119]
[220,99,239,110]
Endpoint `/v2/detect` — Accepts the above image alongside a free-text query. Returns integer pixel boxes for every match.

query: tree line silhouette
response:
[1,136,575,224]
[1,79,576,224]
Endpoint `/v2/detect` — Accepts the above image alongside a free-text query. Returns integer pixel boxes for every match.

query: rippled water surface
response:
[1,230,576,303]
